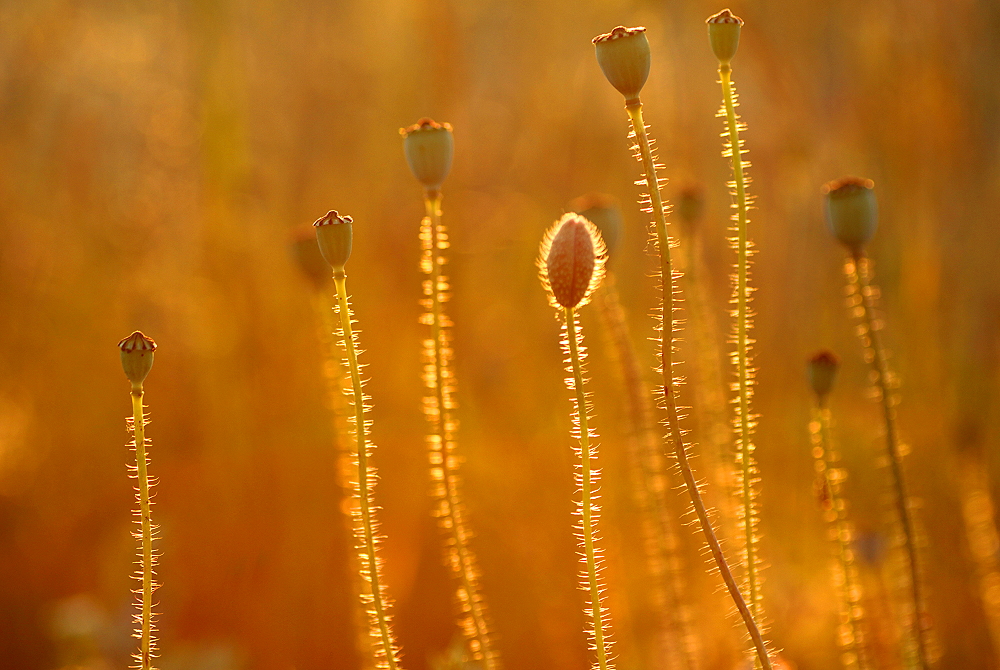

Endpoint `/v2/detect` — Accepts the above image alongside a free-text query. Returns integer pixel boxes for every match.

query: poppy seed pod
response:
[568,194,624,260]
[707,9,743,64]
[823,177,878,252]
[401,118,454,190]
[593,26,650,105]
[313,210,354,274]
[808,350,840,399]
[119,331,157,388]
[540,213,607,309]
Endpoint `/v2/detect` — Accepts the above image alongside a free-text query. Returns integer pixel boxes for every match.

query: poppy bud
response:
[540,213,607,309]
[808,350,840,399]
[401,118,454,191]
[823,177,878,252]
[119,331,156,389]
[593,26,650,105]
[313,210,354,274]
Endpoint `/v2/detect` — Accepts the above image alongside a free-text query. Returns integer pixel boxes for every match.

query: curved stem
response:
[850,254,930,670]
[423,192,496,668]
[718,63,760,624]
[625,101,772,670]
[566,306,611,670]
[131,387,154,670]
[334,274,400,670]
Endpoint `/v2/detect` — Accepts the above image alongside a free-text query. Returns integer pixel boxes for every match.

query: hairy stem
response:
[130,387,154,670]
[850,254,929,670]
[813,401,872,670]
[718,63,760,625]
[422,192,496,668]
[565,306,611,670]
[624,101,771,670]
[334,274,400,670]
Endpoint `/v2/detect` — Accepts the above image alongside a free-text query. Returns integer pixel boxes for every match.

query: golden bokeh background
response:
[1,0,999,669]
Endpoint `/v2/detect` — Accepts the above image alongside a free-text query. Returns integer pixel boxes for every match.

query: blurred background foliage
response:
[2,0,1000,668]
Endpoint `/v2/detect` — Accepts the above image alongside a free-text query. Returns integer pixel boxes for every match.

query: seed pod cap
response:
[707,9,743,64]
[119,331,156,387]
[539,213,607,309]
[808,350,840,399]
[593,26,650,104]
[313,210,354,273]
[401,118,454,190]
[823,177,878,252]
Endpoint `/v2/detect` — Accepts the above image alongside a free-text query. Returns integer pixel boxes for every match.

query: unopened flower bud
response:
[540,213,607,309]
[568,194,623,260]
[593,26,650,105]
[401,118,454,191]
[119,331,156,388]
[823,177,878,252]
[313,210,354,274]
[808,350,840,399]
[707,9,743,65]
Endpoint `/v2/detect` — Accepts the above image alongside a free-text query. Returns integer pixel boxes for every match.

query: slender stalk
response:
[717,62,762,626]
[848,254,930,670]
[624,101,772,670]
[421,191,497,668]
[812,401,872,670]
[565,306,611,670]
[598,276,700,670]
[333,273,401,670]
[130,387,155,670]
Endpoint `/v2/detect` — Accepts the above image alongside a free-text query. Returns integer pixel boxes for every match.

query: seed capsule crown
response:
[119,331,157,387]
[401,118,454,190]
[313,210,354,272]
[707,9,743,64]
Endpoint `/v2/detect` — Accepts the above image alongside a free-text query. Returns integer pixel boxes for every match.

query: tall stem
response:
[624,102,771,670]
[131,387,154,670]
[422,192,496,668]
[718,63,760,623]
[334,274,400,670]
[565,306,611,670]
[850,254,930,670]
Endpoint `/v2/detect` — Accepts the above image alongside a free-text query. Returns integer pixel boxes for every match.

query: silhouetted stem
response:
[131,387,154,670]
[850,254,929,670]
[624,101,772,670]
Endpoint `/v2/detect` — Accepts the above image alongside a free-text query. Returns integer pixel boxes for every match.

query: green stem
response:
[850,254,929,670]
[625,101,771,670]
[718,63,759,624]
[815,402,872,670]
[131,387,154,670]
[423,192,496,669]
[565,306,611,670]
[334,274,400,670]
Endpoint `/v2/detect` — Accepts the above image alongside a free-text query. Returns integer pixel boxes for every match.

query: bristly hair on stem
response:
[708,9,766,642]
[404,115,498,667]
[315,211,403,670]
[119,330,159,670]
[591,22,773,669]
[539,214,614,670]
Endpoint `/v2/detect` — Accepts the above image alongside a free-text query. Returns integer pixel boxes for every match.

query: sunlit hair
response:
[537,213,608,311]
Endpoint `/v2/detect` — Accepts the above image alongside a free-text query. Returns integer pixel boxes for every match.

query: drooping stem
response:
[718,63,761,625]
[849,254,929,670]
[333,274,401,670]
[130,387,155,670]
[565,306,611,670]
[812,401,872,670]
[422,192,497,669]
[625,101,772,670]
